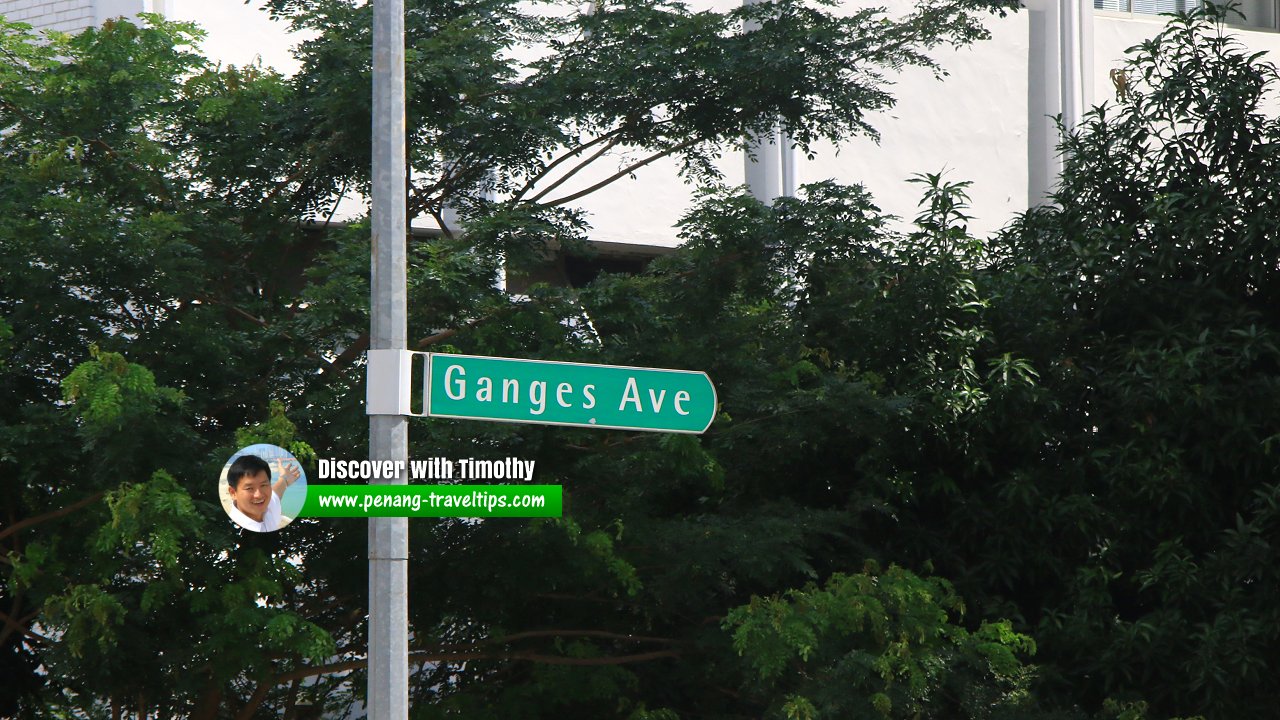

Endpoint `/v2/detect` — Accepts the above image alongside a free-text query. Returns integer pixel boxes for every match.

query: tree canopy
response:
[3,2,1278,719]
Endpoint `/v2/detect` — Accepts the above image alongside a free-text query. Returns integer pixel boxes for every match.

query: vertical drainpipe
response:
[780,129,796,198]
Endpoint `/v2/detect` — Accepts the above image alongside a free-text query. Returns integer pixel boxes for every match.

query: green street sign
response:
[426,353,716,433]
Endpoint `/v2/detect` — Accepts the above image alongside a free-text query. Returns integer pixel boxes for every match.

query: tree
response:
[10,2,1280,718]
[0,1,1030,717]
[549,5,1280,717]
[725,562,1037,720]
[772,5,1280,718]
[969,5,1280,716]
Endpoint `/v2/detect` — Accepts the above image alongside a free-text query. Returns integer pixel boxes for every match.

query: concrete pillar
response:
[742,0,794,203]
[1027,0,1093,205]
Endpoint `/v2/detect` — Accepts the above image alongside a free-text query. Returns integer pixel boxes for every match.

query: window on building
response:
[1094,0,1277,29]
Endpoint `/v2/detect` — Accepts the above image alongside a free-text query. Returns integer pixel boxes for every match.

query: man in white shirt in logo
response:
[225,454,301,532]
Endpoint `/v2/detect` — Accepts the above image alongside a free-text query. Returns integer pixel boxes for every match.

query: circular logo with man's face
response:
[219,444,308,533]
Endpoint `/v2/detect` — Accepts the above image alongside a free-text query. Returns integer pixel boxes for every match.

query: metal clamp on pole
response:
[366,349,430,417]
[366,349,409,415]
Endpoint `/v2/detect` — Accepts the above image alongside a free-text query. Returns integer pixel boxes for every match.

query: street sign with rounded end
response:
[367,350,717,433]
[427,353,717,433]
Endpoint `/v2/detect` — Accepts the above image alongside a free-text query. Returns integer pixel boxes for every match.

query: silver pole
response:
[369,0,409,717]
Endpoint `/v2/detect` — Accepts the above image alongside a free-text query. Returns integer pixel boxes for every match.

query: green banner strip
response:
[300,485,562,518]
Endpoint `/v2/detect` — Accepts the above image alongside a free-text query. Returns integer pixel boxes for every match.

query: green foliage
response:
[235,399,319,465]
[62,345,184,435]
[43,584,127,658]
[3,3,1031,715]
[9,3,1280,720]
[925,5,1280,718]
[0,316,12,367]
[259,0,1018,232]
[725,563,1036,719]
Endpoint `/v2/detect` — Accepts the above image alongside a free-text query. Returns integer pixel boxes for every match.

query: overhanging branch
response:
[538,138,702,208]
[273,647,681,684]
[0,491,106,542]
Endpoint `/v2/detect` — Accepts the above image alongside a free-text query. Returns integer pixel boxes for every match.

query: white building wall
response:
[583,9,1280,241]
[95,0,146,25]
[0,0,95,32]
[799,12,1031,236]
[1093,12,1280,114]
[164,0,304,73]
[564,4,1033,243]
[0,0,166,33]
[6,1,1280,241]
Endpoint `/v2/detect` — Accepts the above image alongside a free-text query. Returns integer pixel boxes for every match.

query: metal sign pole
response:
[369,0,409,717]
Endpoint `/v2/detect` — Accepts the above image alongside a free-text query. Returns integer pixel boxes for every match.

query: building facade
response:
[0,0,164,33]
[4,0,1280,240]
